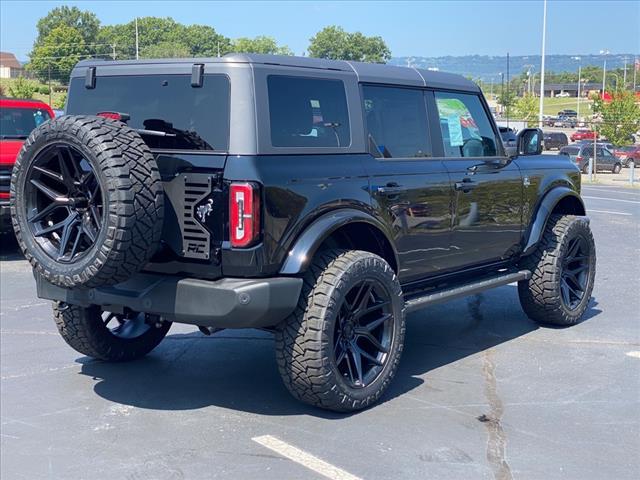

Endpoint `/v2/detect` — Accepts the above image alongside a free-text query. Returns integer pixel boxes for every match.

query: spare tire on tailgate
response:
[10,115,164,288]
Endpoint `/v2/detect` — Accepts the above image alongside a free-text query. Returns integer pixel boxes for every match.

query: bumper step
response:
[404,270,531,313]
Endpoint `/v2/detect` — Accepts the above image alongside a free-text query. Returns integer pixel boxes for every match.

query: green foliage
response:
[98,18,232,59]
[141,41,191,59]
[52,91,67,110]
[515,94,539,126]
[8,77,38,99]
[28,25,85,84]
[35,6,100,47]
[497,86,517,117]
[0,84,5,97]
[37,85,51,95]
[232,36,292,55]
[591,90,640,146]
[308,26,391,63]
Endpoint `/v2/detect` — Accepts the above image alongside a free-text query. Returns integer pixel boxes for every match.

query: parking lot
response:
[1,184,639,480]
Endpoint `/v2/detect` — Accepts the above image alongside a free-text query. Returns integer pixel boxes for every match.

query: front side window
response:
[435,92,499,157]
[362,85,430,158]
[66,74,230,151]
[0,107,51,139]
[268,75,350,148]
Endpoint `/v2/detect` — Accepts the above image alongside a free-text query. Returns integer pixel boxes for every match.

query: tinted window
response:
[268,75,350,148]
[67,74,230,151]
[0,107,51,139]
[435,92,498,157]
[362,85,430,158]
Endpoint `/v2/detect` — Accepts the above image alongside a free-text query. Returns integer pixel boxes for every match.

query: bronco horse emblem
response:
[196,199,214,222]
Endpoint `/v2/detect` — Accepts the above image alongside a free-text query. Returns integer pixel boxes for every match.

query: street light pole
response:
[600,49,609,99]
[135,18,139,60]
[577,64,582,118]
[623,56,627,89]
[538,0,547,127]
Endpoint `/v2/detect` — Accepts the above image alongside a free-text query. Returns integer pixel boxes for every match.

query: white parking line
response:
[252,435,362,480]
[582,195,640,204]
[588,209,632,216]
[582,187,640,196]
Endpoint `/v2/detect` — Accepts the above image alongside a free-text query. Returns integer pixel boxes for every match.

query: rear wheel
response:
[275,250,405,412]
[11,115,164,288]
[53,303,171,361]
[518,215,595,326]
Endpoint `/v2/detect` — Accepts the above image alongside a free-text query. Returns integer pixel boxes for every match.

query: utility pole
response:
[217,41,220,58]
[623,56,627,89]
[634,57,637,92]
[574,56,582,119]
[538,0,547,127]
[111,44,116,60]
[506,52,510,128]
[600,49,609,98]
[135,18,139,60]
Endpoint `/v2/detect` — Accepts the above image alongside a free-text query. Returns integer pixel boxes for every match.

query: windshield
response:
[66,74,230,151]
[0,107,51,139]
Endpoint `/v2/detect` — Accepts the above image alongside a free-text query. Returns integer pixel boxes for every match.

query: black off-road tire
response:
[518,214,596,326]
[275,249,405,412]
[53,302,171,362]
[11,115,164,288]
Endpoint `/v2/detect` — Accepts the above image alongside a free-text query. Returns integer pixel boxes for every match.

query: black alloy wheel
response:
[24,143,103,263]
[560,236,591,311]
[333,279,394,388]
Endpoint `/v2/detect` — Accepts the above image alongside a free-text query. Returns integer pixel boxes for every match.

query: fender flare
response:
[522,186,586,256]
[279,208,398,275]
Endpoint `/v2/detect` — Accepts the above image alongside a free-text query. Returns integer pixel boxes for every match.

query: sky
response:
[1,0,639,61]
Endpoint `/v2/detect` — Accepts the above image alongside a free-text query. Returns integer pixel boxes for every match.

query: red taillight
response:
[575,155,583,164]
[229,182,260,248]
[97,111,130,122]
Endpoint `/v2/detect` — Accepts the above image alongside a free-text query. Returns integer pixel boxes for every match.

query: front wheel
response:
[518,215,596,326]
[612,163,621,174]
[53,303,171,361]
[275,250,405,412]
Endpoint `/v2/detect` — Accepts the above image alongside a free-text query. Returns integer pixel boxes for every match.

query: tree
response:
[308,26,391,63]
[497,87,517,117]
[98,18,232,59]
[28,25,85,84]
[515,94,538,126]
[35,6,100,47]
[231,36,292,55]
[591,90,640,146]
[8,77,38,99]
[141,41,191,59]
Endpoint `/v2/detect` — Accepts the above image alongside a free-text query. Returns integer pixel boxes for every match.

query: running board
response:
[404,270,531,313]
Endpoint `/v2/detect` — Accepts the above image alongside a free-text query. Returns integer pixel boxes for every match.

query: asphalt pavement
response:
[1,185,639,480]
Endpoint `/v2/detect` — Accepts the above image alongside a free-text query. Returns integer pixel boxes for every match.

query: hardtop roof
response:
[72,53,479,92]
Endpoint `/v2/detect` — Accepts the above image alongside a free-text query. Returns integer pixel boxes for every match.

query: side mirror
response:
[514,128,543,157]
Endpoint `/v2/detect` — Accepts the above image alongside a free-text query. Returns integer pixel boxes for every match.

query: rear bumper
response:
[36,273,303,329]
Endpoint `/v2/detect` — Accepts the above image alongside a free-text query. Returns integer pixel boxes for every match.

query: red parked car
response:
[0,98,55,231]
[613,145,640,167]
[570,129,598,142]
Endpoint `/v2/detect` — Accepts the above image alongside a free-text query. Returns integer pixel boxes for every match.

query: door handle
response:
[454,178,477,192]
[376,184,404,196]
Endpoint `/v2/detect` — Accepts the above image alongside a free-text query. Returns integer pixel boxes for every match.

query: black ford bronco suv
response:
[10,54,595,412]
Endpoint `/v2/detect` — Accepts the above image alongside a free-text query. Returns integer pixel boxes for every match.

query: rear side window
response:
[268,75,350,148]
[0,107,51,139]
[362,85,430,158]
[66,74,230,151]
[435,92,499,157]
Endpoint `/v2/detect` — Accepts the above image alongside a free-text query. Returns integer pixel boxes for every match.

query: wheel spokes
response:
[30,178,66,202]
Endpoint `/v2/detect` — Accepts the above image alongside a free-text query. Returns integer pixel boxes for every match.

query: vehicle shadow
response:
[79,286,602,417]
[0,233,24,261]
